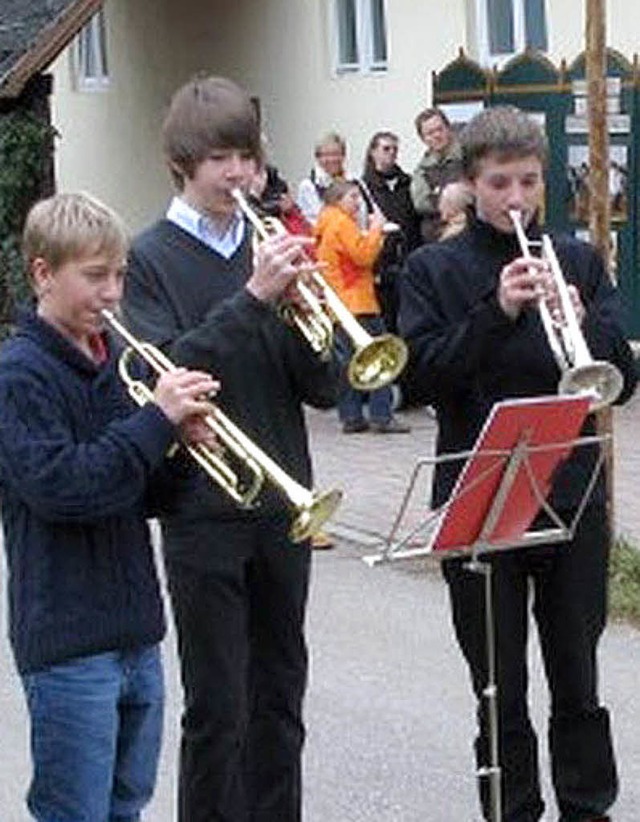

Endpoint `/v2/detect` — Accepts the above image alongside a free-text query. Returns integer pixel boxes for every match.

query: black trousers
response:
[163,516,311,822]
[375,264,401,335]
[443,505,618,822]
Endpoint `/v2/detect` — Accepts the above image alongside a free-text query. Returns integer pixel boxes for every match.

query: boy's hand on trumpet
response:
[179,414,220,450]
[153,369,220,427]
[498,256,549,321]
[246,233,316,304]
[544,282,586,328]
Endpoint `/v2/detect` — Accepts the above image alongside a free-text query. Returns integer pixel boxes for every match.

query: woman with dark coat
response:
[360,131,421,334]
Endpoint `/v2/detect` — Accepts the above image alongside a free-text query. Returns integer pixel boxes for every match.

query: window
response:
[476,0,547,66]
[331,0,388,74]
[72,9,109,90]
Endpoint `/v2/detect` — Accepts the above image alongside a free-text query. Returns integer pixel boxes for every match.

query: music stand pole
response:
[466,557,501,822]
[465,436,531,822]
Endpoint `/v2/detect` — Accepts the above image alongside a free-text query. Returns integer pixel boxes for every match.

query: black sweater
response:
[400,216,637,509]
[0,312,173,673]
[123,219,338,525]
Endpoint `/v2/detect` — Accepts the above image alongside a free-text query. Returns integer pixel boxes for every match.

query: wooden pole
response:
[585,0,615,534]
[586,0,610,260]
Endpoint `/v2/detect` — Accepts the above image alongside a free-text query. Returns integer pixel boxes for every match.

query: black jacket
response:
[400,215,637,509]
[361,165,421,272]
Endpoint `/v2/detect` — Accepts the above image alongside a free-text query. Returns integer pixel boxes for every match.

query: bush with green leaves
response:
[0,111,56,336]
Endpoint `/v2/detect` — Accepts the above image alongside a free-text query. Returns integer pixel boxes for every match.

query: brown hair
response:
[363,131,399,176]
[414,107,450,138]
[322,179,359,206]
[22,192,128,274]
[460,106,547,180]
[162,75,262,189]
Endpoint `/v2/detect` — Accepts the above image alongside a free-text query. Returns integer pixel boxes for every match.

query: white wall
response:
[549,0,640,62]
[50,0,640,230]
[51,0,217,231]
[193,0,466,189]
[51,0,464,226]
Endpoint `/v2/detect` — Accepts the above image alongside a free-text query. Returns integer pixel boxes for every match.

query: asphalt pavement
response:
[2,396,640,820]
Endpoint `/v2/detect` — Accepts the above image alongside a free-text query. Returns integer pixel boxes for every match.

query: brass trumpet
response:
[232,188,408,392]
[509,210,623,411]
[102,310,342,542]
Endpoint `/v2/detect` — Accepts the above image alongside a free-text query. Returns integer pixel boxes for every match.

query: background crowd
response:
[249,107,471,436]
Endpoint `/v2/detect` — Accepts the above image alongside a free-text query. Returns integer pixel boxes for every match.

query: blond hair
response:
[314,131,347,158]
[22,192,128,273]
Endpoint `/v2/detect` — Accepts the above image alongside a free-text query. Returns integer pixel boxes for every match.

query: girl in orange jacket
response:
[314,181,410,434]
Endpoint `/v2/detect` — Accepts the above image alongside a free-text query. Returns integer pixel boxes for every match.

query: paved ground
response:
[2,395,640,820]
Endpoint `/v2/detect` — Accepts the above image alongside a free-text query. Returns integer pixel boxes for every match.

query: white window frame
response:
[71,8,110,91]
[475,0,548,68]
[329,0,389,76]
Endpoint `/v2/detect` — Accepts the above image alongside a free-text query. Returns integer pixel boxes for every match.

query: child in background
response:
[315,179,410,434]
[0,192,216,821]
[438,180,473,240]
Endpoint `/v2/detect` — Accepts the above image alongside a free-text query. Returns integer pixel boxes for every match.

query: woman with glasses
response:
[360,131,421,334]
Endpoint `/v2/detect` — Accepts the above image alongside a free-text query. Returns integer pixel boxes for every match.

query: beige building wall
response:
[51,0,230,231]
[51,0,463,227]
[195,0,466,186]
[50,0,640,229]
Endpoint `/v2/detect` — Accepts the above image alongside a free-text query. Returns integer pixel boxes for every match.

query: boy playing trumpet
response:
[400,106,637,822]
[0,192,217,820]
[123,75,339,822]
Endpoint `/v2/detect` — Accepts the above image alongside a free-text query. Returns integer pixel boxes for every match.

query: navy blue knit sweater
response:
[0,311,175,674]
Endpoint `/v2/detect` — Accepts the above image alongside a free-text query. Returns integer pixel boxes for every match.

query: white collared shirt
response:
[166,196,245,259]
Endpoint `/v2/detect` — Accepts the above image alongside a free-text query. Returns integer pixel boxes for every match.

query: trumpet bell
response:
[558,360,624,412]
[348,334,409,392]
[289,488,344,543]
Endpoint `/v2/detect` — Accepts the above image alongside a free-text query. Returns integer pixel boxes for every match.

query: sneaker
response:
[342,419,369,434]
[369,418,411,434]
[311,530,335,550]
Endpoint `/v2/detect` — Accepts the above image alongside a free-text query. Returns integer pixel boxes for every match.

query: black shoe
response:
[369,418,411,434]
[342,419,369,434]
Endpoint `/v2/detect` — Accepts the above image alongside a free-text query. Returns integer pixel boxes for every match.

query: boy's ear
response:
[30,257,55,297]
[169,159,189,185]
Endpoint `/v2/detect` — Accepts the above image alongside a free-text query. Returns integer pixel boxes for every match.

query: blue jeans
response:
[334,314,393,424]
[21,645,164,822]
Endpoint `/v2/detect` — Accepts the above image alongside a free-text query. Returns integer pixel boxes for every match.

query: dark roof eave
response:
[0,0,104,99]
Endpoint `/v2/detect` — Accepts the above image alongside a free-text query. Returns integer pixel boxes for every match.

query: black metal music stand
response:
[365,393,607,822]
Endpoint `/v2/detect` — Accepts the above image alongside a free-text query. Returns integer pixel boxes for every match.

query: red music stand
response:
[431,393,592,555]
[366,393,604,822]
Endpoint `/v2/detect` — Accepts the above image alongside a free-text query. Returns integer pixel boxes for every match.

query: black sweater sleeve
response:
[399,245,515,405]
